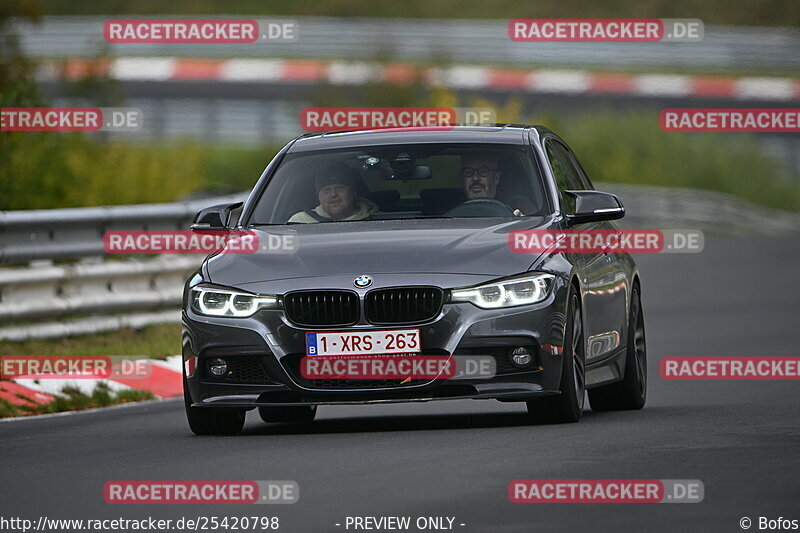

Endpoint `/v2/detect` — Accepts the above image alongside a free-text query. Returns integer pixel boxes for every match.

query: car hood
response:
[205,217,554,286]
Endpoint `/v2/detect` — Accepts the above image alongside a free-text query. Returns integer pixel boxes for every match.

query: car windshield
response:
[247,143,549,225]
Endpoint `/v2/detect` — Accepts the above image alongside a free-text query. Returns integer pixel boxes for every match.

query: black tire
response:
[184,378,246,435]
[258,405,317,423]
[526,291,585,424]
[588,285,647,411]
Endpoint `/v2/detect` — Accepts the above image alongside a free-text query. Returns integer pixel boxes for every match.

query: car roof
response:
[288,124,547,152]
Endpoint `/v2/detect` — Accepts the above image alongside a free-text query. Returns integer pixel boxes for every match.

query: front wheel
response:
[526,291,585,424]
[184,378,246,435]
[588,285,647,411]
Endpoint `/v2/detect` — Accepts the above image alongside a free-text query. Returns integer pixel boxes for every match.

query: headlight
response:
[191,285,279,317]
[450,273,554,309]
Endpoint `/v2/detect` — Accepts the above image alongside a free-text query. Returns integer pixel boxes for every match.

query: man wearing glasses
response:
[460,156,534,216]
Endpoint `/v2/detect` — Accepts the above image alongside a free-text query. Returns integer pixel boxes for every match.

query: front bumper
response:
[182,277,570,408]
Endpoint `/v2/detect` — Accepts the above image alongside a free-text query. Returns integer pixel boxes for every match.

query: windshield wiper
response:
[391,216,452,220]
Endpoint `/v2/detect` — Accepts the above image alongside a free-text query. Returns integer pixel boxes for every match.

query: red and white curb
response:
[43,57,800,101]
[0,381,55,406]
[3,355,183,408]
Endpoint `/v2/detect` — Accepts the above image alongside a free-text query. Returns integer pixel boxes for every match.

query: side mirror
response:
[564,190,624,224]
[191,202,243,231]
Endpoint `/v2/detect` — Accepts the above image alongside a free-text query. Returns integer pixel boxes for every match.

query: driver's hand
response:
[513,209,523,216]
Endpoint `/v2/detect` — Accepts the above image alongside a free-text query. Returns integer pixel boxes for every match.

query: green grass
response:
[0,323,181,358]
[0,324,174,418]
[0,382,155,418]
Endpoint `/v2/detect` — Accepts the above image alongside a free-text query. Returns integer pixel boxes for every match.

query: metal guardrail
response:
[0,186,798,341]
[13,16,800,71]
[0,193,245,265]
[597,183,800,234]
[0,193,245,341]
[0,256,196,322]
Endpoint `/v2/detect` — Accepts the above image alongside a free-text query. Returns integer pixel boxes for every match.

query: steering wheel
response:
[443,198,515,217]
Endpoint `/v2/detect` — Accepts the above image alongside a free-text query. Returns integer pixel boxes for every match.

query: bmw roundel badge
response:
[354,275,373,288]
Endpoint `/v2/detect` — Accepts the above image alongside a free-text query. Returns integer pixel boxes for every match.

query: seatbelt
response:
[303,209,332,222]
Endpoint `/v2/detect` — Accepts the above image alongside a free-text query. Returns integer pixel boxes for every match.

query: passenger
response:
[288,164,379,223]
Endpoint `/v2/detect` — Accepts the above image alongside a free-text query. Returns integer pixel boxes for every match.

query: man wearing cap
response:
[288,163,379,223]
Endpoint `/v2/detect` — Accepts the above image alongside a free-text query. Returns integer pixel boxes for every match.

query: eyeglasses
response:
[461,166,497,178]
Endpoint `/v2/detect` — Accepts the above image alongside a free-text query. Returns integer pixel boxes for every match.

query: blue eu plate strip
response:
[306,333,318,356]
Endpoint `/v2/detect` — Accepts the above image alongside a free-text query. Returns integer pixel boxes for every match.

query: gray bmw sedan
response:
[182,125,647,434]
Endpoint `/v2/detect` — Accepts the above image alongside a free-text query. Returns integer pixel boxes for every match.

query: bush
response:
[2,134,283,210]
[5,102,797,213]
[538,110,800,212]
[2,134,209,209]
[207,146,279,193]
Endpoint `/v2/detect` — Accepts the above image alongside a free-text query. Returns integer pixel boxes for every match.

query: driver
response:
[288,163,379,223]
[460,156,535,216]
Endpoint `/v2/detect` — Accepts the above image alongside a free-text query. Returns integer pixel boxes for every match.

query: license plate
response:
[306,328,421,356]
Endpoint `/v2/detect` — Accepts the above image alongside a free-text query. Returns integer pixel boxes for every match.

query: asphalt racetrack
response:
[2,232,799,532]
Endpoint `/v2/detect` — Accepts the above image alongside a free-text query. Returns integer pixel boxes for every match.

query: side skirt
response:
[585,347,627,389]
